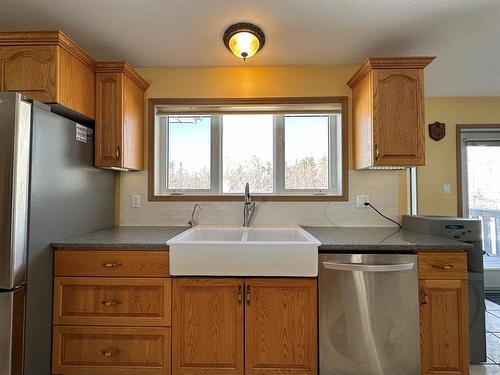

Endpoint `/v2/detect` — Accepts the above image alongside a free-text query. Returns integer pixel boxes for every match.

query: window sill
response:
[148,193,349,202]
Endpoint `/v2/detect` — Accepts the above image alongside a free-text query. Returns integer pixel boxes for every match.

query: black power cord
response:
[364,202,402,229]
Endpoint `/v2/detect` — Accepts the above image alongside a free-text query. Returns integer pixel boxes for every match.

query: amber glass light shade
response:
[223,23,265,61]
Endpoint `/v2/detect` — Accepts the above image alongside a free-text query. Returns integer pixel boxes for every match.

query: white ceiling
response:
[0,0,499,96]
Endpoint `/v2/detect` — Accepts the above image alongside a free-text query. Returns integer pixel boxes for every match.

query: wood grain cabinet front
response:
[172,278,245,375]
[54,249,169,277]
[0,31,95,119]
[94,62,148,170]
[52,326,171,375]
[245,279,318,375]
[418,252,469,375]
[53,277,171,326]
[171,277,317,375]
[347,57,435,169]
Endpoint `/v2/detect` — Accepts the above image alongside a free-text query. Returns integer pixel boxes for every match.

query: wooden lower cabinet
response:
[418,252,469,375]
[245,279,317,375]
[53,277,171,326]
[171,277,317,375]
[52,326,170,375]
[172,278,245,375]
[52,249,172,375]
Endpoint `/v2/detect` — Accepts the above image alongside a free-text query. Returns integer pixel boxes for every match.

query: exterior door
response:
[460,128,500,255]
[172,278,244,375]
[245,278,317,375]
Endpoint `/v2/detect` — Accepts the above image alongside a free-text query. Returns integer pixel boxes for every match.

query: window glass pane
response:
[222,115,274,193]
[284,115,329,190]
[167,116,210,190]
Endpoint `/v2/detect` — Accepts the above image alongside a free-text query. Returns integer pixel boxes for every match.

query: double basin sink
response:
[167,226,320,277]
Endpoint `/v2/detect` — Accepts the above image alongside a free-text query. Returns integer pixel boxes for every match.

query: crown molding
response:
[95,61,149,90]
[0,30,96,70]
[347,56,436,88]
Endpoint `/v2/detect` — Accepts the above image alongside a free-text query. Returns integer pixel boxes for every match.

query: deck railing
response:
[470,208,500,255]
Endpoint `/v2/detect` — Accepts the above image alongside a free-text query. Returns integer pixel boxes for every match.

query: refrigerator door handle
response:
[322,261,415,272]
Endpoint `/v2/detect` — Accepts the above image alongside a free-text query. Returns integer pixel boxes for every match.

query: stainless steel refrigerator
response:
[0,92,115,375]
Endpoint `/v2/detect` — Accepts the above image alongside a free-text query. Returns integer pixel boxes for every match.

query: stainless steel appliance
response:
[402,214,485,364]
[0,92,115,375]
[319,254,420,375]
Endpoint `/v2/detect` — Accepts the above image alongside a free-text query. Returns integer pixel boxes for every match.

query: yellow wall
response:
[419,97,500,216]
[133,66,500,219]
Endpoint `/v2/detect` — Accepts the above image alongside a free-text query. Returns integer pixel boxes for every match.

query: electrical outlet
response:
[356,195,370,208]
[443,184,451,194]
[131,195,141,208]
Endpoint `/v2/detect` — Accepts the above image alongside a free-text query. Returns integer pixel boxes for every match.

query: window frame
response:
[148,97,349,202]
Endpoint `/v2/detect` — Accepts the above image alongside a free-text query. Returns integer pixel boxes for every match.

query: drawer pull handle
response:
[237,285,242,304]
[101,299,121,307]
[102,262,122,268]
[431,263,454,270]
[246,285,251,305]
[102,349,120,357]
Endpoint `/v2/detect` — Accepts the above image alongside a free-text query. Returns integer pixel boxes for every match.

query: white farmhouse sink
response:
[167,226,320,277]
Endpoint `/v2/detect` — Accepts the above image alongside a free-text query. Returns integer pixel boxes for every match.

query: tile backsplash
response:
[119,170,399,227]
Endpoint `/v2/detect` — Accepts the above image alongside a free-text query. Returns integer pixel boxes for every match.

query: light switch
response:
[443,184,451,194]
[131,195,141,208]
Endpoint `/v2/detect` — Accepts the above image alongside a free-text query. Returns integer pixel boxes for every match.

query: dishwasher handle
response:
[322,261,415,272]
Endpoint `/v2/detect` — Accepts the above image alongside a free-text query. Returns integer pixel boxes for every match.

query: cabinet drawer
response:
[54,250,169,277]
[53,326,170,375]
[418,252,467,280]
[54,277,171,326]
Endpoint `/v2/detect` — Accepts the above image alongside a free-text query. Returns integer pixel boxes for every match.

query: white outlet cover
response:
[356,195,370,208]
[443,184,451,194]
[131,194,141,208]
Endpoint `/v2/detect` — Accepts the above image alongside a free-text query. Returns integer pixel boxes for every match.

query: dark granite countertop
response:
[52,226,189,249]
[304,227,472,251]
[52,226,472,252]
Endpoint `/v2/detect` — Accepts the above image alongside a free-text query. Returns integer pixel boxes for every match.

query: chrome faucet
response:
[188,203,201,227]
[243,183,256,227]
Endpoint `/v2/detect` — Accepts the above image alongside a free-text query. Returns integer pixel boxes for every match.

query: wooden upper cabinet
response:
[245,279,317,375]
[0,31,95,119]
[95,62,148,170]
[172,278,245,375]
[347,57,435,169]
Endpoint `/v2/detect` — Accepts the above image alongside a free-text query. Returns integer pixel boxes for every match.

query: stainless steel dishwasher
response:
[319,254,420,375]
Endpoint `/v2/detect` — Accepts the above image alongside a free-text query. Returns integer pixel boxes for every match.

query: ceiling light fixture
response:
[223,22,265,61]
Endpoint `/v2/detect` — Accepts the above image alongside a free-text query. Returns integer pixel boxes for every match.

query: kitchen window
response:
[149,98,348,201]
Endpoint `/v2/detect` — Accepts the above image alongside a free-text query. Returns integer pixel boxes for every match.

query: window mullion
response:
[275,115,285,194]
[211,115,221,194]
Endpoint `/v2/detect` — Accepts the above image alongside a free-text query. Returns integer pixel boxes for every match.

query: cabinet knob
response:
[102,262,122,268]
[431,263,454,271]
[102,348,120,357]
[101,299,121,307]
[115,145,121,161]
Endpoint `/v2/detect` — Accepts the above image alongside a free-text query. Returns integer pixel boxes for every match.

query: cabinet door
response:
[245,279,317,375]
[420,279,469,375]
[95,72,123,168]
[172,278,244,375]
[0,46,58,103]
[373,68,425,166]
